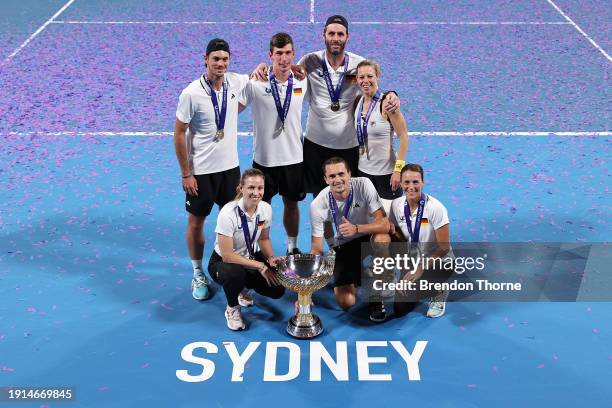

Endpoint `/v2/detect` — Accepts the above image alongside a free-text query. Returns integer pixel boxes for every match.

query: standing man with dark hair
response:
[239,32,308,255]
[310,156,391,322]
[174,38,249,301]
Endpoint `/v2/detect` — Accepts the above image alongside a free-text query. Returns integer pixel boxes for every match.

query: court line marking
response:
[310,0,315,24]
[545,0,611,62]
[2,0,77,66]
[5,131,610,137]
[51,20,571,26]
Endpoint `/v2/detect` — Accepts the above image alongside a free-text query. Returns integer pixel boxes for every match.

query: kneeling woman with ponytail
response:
[208,168,285,331]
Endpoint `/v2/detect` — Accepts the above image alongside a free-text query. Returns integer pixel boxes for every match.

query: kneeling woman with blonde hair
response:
[208,168,285,330]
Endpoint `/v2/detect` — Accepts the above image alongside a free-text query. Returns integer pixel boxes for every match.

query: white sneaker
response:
[238,289,254,307]
[225,305,246,331]
[427,289,449,318]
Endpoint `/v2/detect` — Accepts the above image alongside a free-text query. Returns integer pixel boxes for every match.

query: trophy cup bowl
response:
[274,254,335,338]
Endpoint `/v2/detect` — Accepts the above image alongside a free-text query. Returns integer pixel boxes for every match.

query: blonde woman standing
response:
[354,59,409,213]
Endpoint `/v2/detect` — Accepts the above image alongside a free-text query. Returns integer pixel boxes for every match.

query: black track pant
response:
[208,251,285,307]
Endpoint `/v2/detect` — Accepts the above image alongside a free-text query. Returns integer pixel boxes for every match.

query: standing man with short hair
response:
[239,32,308,255]
[174,38,249,301]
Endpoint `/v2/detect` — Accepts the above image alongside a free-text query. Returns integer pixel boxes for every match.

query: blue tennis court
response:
[1,1,610,407]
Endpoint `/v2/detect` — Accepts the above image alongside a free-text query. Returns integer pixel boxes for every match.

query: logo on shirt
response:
[237,219,267,230]
[354,203,361,208]
[231,93,236,99]
[186,200,191,206]
[265,88,272,94]
[398,216,429,225]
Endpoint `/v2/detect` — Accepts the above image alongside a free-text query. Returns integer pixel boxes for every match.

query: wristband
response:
[355,224,359,233]
[394,160,405,173]
[182,174,192,179]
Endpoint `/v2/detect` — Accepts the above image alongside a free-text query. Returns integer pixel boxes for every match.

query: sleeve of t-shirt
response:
[363,178,384,215]
[238,80,253,106]
[388,200,399,225]
[235,73,250,92]
[310,199,327,238]
[176,89,193,124]
[429,200,450,230]
[263,204,272,229]
[215,207,236,237]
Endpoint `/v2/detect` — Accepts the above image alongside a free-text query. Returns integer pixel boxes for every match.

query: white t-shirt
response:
[310,177,383,246]
[355,95,396,175]
[214,198,273,258]
[176,72,249,175]
[298,50,364,149]
[389,194,454,259]
[239,76,307,166]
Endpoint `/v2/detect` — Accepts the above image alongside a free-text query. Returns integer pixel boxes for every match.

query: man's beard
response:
[325,40,345,56]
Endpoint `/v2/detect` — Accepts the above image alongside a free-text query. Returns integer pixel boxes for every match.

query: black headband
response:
[325,15,349,31]
[206,38,230,56]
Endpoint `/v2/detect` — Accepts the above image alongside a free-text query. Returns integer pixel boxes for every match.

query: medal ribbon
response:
[269,71,293,127]
[329,185,354,238]
[237,206,260,258]
[202,74,228,132]
[356,90,381,149]
[403,194,426,244]
[321,52,349,105]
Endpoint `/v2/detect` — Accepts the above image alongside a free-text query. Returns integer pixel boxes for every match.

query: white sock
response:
[287,236,297,251]
[191,259,203,275]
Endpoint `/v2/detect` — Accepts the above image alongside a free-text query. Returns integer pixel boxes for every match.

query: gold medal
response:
[216,129,224,140]
[331,101,340,112]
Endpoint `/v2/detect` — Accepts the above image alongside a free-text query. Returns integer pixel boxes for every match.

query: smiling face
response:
[401,170,425,202]
[269,43,295,76]
[357,64,379,97]
[204,50,230,78]
[240,176,265,208]
[323,23,349,56]
[324,162,351,197]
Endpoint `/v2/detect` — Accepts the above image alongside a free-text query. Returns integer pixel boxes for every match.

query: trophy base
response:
[287,314,323,339]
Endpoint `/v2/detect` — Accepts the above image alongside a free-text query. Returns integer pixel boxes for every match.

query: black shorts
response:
[252,161,306,203]
[358,170,403,200]
[303,138,359,195]
[333,235,372,288]
[185,166,240,217]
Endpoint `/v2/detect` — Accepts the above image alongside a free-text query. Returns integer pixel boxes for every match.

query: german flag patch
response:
[293,88,303,96]
[258,220,266,229]
[421,218,429,225]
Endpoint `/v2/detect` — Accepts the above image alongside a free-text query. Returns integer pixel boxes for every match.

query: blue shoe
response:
[191,273,210,300]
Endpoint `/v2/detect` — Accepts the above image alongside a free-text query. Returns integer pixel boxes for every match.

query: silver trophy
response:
[275,254,335,338]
